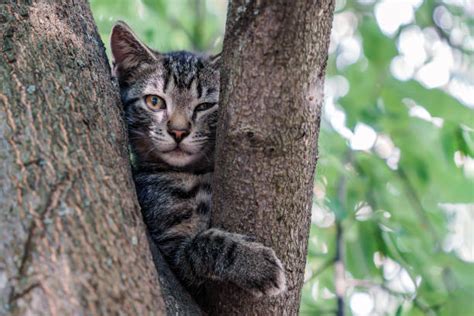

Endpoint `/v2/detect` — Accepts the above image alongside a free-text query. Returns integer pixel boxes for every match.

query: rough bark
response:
[206,0,335,315]
[0,1,200,315]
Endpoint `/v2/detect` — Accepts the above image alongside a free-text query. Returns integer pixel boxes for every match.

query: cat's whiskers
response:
[142,145,158,160]
[190,139,208,144]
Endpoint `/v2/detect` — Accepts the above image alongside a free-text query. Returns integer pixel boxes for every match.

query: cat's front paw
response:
[233,242,287,297]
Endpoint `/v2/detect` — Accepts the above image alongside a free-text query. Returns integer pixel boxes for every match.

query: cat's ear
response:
[110,21,157,77]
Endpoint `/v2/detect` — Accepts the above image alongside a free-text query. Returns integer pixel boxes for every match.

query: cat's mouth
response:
[162,146,192,155]
[159,145,201,167]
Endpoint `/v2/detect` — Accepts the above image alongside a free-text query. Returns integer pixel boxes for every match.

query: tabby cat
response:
[110,21,286,297]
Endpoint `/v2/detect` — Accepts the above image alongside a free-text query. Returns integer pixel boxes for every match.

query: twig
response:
[397,167,440,245]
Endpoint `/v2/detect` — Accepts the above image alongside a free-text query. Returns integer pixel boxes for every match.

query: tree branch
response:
[333,151,352,316]
[335,221,345,316]
[397,167,440,244]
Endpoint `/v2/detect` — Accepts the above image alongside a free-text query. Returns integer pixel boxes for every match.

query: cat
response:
[110,21,286,297]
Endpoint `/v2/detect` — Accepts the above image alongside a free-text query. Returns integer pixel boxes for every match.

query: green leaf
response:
[360,18,398,66]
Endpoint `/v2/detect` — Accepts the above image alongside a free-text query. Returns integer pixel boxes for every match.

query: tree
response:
[204,1,335,315]
[0,1,199,315]
[89,1,474,315]
[1,0,335,315]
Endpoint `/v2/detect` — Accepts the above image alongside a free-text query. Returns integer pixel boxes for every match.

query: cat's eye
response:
[194,102,216,113]
[145,95,166,111]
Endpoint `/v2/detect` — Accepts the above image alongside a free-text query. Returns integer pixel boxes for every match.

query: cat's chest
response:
[158,172,213,233]
[135,170,213,234]
[166,172,212,192]
[161,172,213,209]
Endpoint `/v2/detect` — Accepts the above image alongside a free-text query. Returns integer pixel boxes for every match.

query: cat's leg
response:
[175,228,286,297]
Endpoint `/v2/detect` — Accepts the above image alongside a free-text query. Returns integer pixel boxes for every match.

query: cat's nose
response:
[168,128,190,143]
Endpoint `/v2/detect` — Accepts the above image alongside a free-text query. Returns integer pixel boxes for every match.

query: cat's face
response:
[110,22,220,170]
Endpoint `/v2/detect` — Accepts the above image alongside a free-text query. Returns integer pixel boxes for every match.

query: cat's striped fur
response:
[110,21,286,297]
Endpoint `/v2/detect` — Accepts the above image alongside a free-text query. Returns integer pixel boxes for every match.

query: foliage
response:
[91,0,225,53]
[90,1,474,315]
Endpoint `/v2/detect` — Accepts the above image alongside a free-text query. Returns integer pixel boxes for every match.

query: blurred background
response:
[90,0,474,315]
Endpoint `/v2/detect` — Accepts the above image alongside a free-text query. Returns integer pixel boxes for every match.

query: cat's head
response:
[110,21,220,172]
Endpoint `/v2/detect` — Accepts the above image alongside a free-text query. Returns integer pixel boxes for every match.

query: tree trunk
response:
[206,0,335,315]
[0,1,200,315]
